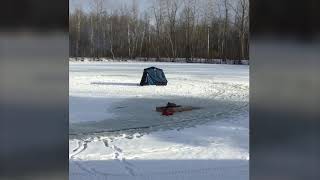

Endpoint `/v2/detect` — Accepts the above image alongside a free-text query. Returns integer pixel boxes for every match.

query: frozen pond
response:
[69,62,249,137]
[69,61,249,180]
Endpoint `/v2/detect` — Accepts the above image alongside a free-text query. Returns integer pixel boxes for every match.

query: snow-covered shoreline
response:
[69,57,250,65]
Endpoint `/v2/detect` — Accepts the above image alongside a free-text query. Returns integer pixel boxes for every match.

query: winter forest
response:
[70,0,249,63]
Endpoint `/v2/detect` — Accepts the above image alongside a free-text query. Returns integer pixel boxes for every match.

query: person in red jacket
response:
[162,108,174,116]
[161,102,179,116]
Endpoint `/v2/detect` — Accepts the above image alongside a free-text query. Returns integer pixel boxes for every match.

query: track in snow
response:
[70,137,248,180]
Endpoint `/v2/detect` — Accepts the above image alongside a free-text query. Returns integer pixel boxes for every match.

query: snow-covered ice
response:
[69,61,249,180]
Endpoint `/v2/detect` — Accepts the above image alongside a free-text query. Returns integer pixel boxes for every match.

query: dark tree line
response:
[70,0,249,62]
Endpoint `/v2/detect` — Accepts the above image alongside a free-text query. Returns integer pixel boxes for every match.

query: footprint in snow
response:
[112,145,122,153]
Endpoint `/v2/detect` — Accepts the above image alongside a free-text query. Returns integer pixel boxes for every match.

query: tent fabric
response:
[140,67,168,86]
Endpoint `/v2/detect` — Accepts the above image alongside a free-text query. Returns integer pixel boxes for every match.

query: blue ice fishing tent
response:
[140,67,168,86]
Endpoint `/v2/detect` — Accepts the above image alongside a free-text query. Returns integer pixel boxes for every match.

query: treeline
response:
[70,0,249,62]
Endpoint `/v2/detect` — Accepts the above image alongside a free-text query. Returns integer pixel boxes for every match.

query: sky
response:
[69,0,152,13]
[69,0,240,20]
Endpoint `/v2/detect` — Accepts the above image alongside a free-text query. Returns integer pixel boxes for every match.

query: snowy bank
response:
[70,57,249,65]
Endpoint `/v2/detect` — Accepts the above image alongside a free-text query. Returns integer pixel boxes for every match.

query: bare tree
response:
[222,0,229,62]
[203,0,215,59]
[237,0,249,60]
[164,0,180,59]
[152,0,165,59]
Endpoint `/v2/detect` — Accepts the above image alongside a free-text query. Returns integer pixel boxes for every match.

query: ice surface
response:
[69,61,249,180]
